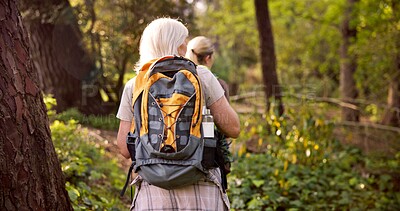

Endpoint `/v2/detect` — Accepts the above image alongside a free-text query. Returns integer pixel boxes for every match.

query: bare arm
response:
[209,96,240,138]
[117,120,131,159]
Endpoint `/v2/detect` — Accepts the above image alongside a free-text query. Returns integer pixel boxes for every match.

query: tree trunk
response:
[114,54,129,101]
[340,0,359,121]
[381,47,400,126]
[254,0,284,115]
[0,0,72,209]
[382,77,400,126]
[381,1,400,127]
[19,0,113,115]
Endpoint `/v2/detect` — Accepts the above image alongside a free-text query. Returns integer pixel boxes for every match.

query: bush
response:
[56,108,119,130]
[51,120,127,210]
[228,107,400,210]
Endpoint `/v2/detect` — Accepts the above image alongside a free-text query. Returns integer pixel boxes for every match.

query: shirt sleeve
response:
[198,66,225,107]
[116,77,136,121]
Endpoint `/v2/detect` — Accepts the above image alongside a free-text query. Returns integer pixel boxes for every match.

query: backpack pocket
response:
[126,132,137,161]
[139,164,205,190]
[202,138,217,168]
[135,134,207,189]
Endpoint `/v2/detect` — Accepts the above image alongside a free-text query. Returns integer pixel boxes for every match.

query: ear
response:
[177,44,187,57]
[205,54,212,62]
[205,54,214,68]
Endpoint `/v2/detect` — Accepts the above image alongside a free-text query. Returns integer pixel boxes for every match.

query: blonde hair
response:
[135,18,188,72]
[185,36,214,65]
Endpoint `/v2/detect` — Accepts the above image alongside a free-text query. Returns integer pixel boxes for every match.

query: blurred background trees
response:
[18,0,196,114]
[194,0,399,127]
[19,0,108,114]
[15,0,398,126]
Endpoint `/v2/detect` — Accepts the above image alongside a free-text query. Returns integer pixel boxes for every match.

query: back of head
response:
[186,36,214,65]
[136,18,188,71]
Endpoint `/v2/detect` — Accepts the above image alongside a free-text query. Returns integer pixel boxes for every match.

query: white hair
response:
[135,18,188,72]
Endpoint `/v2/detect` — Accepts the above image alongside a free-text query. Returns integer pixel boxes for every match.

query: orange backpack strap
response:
[131,56,173,105]
[129,59,156,133]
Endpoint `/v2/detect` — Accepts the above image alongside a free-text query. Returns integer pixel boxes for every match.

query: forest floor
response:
[84,119,400,193]
[85,127,131,170]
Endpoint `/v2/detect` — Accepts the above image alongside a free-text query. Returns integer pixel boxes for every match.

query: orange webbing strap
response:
[157,93,189,149]
[180,70,204,138]
[129,59,157,133]
[129,120,135,133]
[137,56,175,135]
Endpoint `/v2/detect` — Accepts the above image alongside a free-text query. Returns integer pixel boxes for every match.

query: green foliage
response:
[44,95,119,130]
[56,108,119,130]
[51,120,127,210]
[270,0,342,98]
[70,0,197,102]
[229,108,400,210]
[196,0,399,124]
[355,0,399,103]
[195,0,258,85]
[43,94,57,118]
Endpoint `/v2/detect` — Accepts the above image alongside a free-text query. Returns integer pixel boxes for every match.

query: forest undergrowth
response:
[229,104,400,210]
[47,95,400,210]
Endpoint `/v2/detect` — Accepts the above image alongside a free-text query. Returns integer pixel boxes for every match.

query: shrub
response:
[51,120,128,210]
[228,107,400,210]
[56,108,119,130]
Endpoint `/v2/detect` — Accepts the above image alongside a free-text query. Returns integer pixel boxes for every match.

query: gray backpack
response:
[121,56,217,195]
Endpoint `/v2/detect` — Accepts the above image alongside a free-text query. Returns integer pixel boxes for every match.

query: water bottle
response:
[202,106,214,138]
[202,106,216,168]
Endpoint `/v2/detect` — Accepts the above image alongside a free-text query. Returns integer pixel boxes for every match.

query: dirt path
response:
[85,127,132,170]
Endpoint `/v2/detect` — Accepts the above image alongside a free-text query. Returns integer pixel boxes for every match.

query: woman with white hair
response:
[116,18,240,210]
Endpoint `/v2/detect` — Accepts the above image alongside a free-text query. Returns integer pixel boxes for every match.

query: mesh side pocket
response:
[127,132,137,161]
[202,138,217,168]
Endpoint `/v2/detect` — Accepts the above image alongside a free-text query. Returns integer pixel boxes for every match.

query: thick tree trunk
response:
[0,0,72,210]
[20,0,113,115]
[254,0,284,115]
[340,0,360,121]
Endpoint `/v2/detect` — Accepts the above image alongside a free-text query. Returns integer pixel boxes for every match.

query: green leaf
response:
[349,177,358,186]
[289,200,303,207]
[66,185,80,202]
[326,190,338,197]
[252,179,265,188]
[83,197,92,206]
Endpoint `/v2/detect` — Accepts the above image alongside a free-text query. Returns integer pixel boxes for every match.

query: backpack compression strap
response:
[129,59,158,133]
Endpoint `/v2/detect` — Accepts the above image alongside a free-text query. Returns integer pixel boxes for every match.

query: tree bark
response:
[0,0,72,209]
[381,44,400,126]
[381,1,400,127]
[340,0,360,121]
[382,76,400,126]
[114,54,129,100]
[19,0,113,115]
[254,0,284,115]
